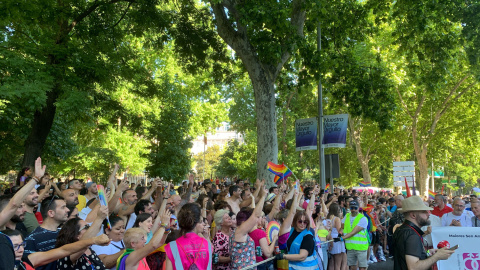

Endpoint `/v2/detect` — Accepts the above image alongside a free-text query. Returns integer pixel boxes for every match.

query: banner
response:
[295,117,318,151]
[431,226,480,270]
[322,114,348,148]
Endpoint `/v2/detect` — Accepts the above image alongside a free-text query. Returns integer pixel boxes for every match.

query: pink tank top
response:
[137,258,150,270]
[165,232,212,270]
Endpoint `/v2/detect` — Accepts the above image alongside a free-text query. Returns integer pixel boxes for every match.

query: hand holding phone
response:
[448,244,459,251]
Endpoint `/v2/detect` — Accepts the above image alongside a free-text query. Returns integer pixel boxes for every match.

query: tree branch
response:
[413,95,425,120]
[428,81,476,138]
[396,87,414,119]
[58,0,136,43]
[271,0,306,80]
[110,2,133,29]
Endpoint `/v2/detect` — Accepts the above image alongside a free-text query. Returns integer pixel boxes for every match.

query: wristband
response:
[32,177,40,184]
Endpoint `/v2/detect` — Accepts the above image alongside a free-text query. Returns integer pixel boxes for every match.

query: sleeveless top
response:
[230,229,256,270]
[287,228,319,270]
[165,232,212,270]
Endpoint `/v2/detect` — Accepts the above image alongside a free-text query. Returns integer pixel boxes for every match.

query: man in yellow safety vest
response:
[338,199,369,270]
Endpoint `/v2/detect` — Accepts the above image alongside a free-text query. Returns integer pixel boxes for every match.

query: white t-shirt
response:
[91,240,125,270]
[441,211,474,227]
[78,207,92,220]
[125,212,137,230]
[342,214,368,229]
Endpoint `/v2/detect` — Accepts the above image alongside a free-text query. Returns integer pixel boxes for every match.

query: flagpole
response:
[317,20,326,190]
[285,165,300,182]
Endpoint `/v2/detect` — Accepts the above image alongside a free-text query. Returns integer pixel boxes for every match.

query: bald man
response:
[61,189,79,209]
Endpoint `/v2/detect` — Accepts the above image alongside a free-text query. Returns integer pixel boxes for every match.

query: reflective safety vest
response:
[287,228,320,270]
[343,213,369,251]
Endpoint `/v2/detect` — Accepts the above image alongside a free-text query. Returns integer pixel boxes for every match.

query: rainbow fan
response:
[266,221,280,245]
[97,185,111,229]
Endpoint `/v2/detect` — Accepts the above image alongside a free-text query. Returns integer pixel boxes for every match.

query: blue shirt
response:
[387,205,397,213]
[24,226,61,270]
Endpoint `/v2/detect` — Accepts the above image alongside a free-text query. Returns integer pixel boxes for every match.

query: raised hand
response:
[255,179,261,188]
[160,208,172,226]
[45,180,52,190]
[34,157,46,179]
[98,205,109,220]
[189,173,195,185]
[118,180,129,192]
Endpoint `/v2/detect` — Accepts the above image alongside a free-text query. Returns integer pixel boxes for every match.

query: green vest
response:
[343,213,369,251]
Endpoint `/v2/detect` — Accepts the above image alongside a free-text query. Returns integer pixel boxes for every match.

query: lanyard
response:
[111,241,125,250]
[406,225,430,256]
[82,254,95,270]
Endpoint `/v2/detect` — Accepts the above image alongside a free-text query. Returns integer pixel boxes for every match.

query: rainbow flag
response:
[295,180,303,192]
[267,162,292,184]
[361,204,377,233]
[428,190,436,200]
[325,183,330,192]
[359,181,371,187]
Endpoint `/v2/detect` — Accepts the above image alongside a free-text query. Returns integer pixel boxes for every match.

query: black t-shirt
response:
[393,220,428,270]
[16,222,29,238]
[0,233,15,270]
[286,229,315,256]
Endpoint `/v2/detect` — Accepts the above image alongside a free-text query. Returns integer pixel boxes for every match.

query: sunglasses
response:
[79,224,91,232]
[13,241,26,251]
[297,220,308,225]
[46,195,59,210]
[350,206,359,210]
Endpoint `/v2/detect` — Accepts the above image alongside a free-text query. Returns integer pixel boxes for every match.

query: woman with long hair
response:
[327,203,346,270]
[55,217,108,269]
[165,203,212,270]
[276,211,321,270]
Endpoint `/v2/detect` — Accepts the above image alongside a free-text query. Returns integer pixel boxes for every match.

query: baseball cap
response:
[350,200,359,208]
[86,182,96,189]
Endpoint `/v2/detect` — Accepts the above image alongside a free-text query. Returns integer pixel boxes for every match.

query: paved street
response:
[366,257,394,269]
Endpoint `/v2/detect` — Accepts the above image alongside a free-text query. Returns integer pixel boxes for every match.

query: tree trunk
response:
[22,84,59,167]
[210,0,305,187]
[249,66,278,184]
[412,126,429,197]
[348,117,371,183]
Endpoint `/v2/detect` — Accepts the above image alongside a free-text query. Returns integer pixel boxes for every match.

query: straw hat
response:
[398,196,433,213]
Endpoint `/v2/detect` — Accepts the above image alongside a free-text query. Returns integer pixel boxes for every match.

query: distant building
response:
[190,122,244,155]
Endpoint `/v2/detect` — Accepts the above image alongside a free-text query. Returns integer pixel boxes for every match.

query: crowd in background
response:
[0,157,479,270]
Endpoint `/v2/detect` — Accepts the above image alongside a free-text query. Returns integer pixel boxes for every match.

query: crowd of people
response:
[0,157,479,270]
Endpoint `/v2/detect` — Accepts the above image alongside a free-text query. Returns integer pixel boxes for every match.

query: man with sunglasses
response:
[24,196,70,270]
[340,200,369,270]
